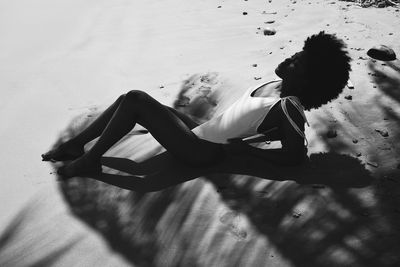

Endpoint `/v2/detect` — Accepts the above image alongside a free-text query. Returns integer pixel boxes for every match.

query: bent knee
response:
[119,90,152,112]
[125,90,150,103]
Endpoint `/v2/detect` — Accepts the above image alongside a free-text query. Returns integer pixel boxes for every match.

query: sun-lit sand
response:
[1,0,400,266]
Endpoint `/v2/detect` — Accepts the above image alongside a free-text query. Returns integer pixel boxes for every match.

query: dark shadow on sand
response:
[50,73,400,267]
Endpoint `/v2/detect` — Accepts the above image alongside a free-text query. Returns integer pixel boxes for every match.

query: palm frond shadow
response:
[50,72,384,267]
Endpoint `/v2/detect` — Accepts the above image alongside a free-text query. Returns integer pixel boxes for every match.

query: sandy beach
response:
[0,0,400,266]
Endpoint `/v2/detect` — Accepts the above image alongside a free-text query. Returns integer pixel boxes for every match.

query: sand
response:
[0,0,400,266]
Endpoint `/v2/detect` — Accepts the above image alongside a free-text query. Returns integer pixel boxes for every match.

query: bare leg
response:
[42,96,199,162]
[58,90,224,178]
[42,95,126,161]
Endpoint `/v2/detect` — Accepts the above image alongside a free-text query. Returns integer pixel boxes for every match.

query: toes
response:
[41,145,84,162]
[41,151,56,161]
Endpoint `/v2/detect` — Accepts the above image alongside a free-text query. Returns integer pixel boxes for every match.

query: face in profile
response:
[275,51,309,96]
[275,51,307,80]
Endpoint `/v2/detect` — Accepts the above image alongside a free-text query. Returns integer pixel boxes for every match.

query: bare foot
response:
[57,155,102,178]
[42,141,84,162]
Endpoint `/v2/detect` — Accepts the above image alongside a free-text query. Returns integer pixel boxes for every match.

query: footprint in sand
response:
[219,211,248,240]
[173,72,221,121]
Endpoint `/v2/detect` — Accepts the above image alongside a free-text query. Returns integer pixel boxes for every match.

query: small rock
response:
[243,12,248,15]
[263,28,276,36]
[344,95,352,100]
[159,85,164,88]
[217,5,222,8]
[352,139,358,144]
[265,20,275,24]
[389,33,393,35]
[326,130,337,138]
[367,45,397,61]
[347,80,354,89]
[356,152,362,157]
[254,77,262,80]
[252,64,258,67]
[375,129,389,137]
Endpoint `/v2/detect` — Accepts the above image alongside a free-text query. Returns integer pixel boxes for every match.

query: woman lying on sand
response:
[42,31,351,183]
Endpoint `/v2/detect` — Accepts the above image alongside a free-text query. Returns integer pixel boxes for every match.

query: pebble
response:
[356,152,362,157]
[367,45,397,61]
[254,77,262,80]
[326,130,337,138]
[352,139,358,144]
[243,12,248,15]
[159,85,164,88]
[252,64,258,67]
[218,5,222,8]
[375,129,389,137]
[345,95,352,100]
[265,20,275,24]
[263,28,276,35]
[347,80,354,89]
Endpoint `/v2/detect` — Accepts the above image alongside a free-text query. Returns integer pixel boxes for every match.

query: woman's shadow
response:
[92,149,372,192]
[55,73,376,267]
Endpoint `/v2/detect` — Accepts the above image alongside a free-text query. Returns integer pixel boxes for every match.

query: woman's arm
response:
[224,101,307,165]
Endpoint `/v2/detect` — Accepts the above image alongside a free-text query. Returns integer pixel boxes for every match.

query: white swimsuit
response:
[192,79,309,144]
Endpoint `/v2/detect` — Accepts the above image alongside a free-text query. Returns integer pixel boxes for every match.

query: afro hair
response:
[299,31,352,110]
